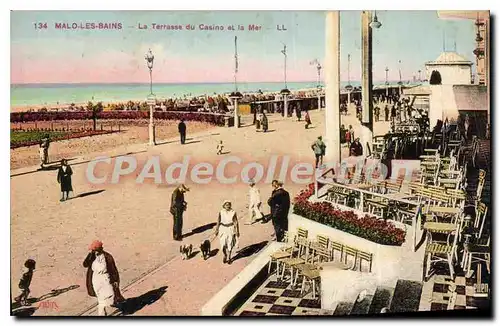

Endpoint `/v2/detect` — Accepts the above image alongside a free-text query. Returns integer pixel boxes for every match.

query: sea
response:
[11,81,368,107]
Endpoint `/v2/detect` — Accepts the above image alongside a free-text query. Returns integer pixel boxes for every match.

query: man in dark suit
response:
[267,181,290,242]
[178,120,187,144]
[170,184,189,241]
[263,180,278,224]
[349,138,364,157]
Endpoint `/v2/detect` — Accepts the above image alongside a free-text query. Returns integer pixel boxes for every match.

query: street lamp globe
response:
[370,11,382,29]
[145,49,154,70]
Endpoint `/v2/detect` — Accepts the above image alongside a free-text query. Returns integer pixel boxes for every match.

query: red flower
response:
[293,184,406,246]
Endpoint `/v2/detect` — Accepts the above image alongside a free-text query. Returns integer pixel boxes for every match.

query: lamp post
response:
[418,69,422,82]
[310,59,322,110]
[385,66,389,97]
[398,59,403,96]
[316,61,322,110]
[280,44,290,117]
[345,54,353,105]
[360,10,382,157]
[230,36,242,128]
[145,49,156,146]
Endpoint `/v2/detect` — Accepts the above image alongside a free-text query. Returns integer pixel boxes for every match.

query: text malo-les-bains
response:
[54,22,122,30]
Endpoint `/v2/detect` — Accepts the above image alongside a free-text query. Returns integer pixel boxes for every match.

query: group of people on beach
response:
[252,103,313,132]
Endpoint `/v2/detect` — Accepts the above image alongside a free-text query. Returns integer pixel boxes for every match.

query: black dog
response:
[200,240,211,260]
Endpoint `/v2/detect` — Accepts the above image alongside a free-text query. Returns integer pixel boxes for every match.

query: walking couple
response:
[246,179,290,242]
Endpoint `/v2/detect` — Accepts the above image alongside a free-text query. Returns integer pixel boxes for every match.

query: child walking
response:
[14,259,36,306]
[216,140,224,155]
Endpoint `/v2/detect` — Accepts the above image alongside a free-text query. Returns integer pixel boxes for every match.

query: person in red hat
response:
[83,240,125,316]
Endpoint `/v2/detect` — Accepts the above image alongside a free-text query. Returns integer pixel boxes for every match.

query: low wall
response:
[319,268,395,311]
[288,213,420,311]
[201,241,283,316]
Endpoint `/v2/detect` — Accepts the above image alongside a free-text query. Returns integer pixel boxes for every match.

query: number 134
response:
[34,22,48,29]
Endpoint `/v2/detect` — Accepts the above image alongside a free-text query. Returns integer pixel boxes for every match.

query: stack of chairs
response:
[268,228,374,299]
[457,135,479,168]
[372,136,386,159]
[419,150,441,186]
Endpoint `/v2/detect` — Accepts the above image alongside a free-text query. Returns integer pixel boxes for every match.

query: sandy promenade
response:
[10,108,390,316]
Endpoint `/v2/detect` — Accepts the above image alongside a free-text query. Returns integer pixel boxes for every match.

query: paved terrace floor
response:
[10,108,391,316]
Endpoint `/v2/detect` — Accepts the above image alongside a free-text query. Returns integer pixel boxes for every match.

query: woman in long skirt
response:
[83,240,125,316]
[304,110,312,129]
[39,142,45,169]
[296,105,302,121]
[215,200,240,264]
[261,112,269,132]
[57,159,73,201]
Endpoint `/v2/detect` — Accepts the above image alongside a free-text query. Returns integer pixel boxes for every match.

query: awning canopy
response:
[453,85,487,111]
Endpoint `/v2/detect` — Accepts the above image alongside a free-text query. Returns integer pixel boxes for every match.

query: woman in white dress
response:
[83,240,125,316]
[39,142,45,169]
[215,200,240,264]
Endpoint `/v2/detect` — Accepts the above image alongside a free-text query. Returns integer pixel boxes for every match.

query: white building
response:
[425,51,473,86]
[423,52,487,131]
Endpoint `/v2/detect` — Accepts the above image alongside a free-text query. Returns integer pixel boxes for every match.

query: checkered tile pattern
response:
[419,262,490,311]
[235,276,332,316]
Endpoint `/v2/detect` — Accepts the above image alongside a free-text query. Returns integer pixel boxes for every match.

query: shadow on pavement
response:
[209,248,219,259]
[118,286,168,316]
[183,222,217,238]
[259,215,271,224]
[156,139,178,146]
[184,140,201,145]
[188,251,200,259]
[11,284,80,311]
[75,189,105,199]
[11,150,147,178]
[11,307,38,317]
[232,241,269,262]
[37,165,61,172]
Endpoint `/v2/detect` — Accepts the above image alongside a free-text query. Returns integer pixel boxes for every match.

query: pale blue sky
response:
[11,11,476,83]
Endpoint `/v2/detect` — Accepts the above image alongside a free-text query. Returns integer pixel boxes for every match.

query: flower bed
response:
[293,184,406,246]
[11,111,226,126]
[11,130,114,149]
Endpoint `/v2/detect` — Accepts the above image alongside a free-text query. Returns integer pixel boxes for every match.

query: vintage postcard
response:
[10,10,490,317]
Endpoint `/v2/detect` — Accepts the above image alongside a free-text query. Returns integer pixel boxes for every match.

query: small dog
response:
[200,240,211,260]
[180,244,193,260]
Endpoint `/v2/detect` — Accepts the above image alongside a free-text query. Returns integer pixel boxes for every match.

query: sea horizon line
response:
[11,80,402,87]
